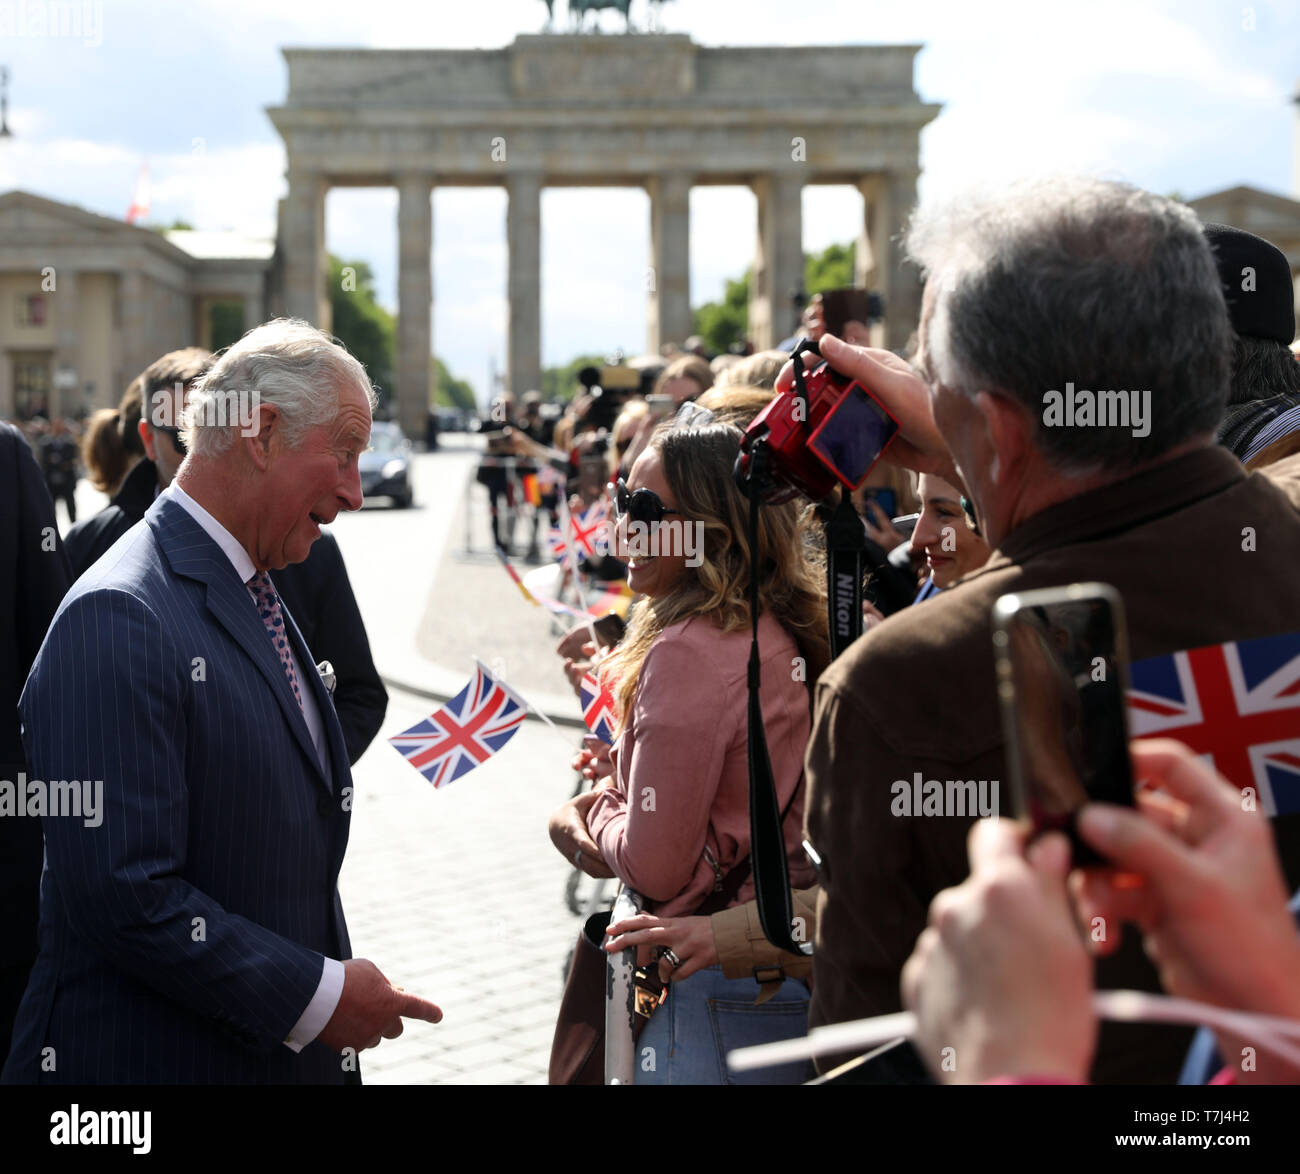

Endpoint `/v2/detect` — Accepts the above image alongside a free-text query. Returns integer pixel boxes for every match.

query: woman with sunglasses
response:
[547,421,829,1084]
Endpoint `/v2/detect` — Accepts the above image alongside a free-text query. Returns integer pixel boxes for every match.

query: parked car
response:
[360,421,413,508]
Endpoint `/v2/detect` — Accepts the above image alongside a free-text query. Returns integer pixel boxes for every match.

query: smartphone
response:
[646,394,674,422]
[591,611,626,650]
[821,288,873,337]
[992,583,1135,864]
[860,487,897,520]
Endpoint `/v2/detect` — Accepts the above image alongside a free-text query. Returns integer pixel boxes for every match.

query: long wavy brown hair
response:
[601,422,830,735]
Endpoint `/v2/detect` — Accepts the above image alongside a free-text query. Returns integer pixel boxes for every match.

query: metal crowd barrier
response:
[605,885,645,1085]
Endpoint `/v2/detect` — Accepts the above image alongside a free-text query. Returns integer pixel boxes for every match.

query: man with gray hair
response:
[797,179,1300,1082]
[4,318,441,1084]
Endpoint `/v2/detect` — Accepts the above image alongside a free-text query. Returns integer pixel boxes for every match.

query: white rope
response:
[726,991,1300,1075]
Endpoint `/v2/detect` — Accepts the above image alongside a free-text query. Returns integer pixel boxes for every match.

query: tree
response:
[208,300,244,352]
[804,242,855,296]
[328,256,395,408]
[689,242,858,354]
[692,271,749,355]
[433,357,476,412]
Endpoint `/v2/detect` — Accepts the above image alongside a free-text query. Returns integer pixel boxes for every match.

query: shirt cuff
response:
[283,957,345,1052]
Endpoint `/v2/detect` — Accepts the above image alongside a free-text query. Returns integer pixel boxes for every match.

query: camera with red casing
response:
[735,337,901,505]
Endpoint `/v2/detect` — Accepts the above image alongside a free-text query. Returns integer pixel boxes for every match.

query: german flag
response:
[521,472,542,507]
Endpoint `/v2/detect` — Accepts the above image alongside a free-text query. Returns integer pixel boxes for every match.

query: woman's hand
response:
[863,498,908,550]
[548,789,616,879]
[563,647,595,695]
[604,912,718,982]
[862,600,886,630]
[570,737,614,783]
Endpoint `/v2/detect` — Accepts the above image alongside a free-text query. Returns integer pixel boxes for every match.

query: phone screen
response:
[862,487,897,519]
[807,383,899,488]
[996,591,1134,860]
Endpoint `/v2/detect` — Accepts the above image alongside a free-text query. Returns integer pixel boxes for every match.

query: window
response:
[15,294,46,328]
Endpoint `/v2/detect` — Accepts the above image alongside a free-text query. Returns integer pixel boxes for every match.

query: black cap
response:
[1203,223,1296,344]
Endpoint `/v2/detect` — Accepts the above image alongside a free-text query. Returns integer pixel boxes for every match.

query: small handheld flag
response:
[389,663,527,788]
[571,499,611,560]
[1127,631,1300,816]
[580,670,619,744]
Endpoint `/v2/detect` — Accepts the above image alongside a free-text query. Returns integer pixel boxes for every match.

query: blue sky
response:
[1,0,1296,402]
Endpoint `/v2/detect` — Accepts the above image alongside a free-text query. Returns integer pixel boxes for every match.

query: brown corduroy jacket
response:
[804,446,1300,1083]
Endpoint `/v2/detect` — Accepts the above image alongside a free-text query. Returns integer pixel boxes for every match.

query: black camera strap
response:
[745,447,814,958]
[824,488,866,659]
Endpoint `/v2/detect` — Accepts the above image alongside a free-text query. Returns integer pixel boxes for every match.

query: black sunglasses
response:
[153,424,187,454]
[611,477,680,525]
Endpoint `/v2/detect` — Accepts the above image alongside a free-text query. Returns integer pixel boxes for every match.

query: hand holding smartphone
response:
[993,583,1136,865]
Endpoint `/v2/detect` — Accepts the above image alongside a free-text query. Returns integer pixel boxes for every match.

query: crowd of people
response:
[2,174,1300,1089]
[542,179,1300,1086]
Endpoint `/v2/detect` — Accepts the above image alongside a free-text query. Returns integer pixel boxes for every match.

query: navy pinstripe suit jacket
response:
[2,494,354,1084]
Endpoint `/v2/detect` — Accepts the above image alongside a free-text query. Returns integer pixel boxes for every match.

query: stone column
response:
[882,168,921,352]
[750,173,804,349]
[506,171,542,396]
[647,172,692,351]
[855,175,885,289]
[396,172,433,440]
[282,167,329,329]
[51,267,79,420]
[242,277,265,335]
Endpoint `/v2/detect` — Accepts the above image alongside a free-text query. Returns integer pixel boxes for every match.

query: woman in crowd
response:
[80,374,145,498]
[547,420,828,1084]
[652,352,713,405]
[603,471,993,1013]
[907,470,991,601]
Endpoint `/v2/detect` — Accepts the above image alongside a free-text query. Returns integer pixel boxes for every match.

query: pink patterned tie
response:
[247,571,302,710]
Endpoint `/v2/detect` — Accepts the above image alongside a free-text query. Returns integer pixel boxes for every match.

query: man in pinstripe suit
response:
[3,319,441,1084]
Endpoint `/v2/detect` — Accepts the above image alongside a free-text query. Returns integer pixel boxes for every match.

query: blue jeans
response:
[634,965,812,1085]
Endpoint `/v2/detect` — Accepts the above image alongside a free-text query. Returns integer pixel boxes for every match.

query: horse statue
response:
[568,0,634,32]
[541,0,670,34]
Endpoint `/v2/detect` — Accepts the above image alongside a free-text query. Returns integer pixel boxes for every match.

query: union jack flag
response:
[389,665,527,788]
[545,525,569,561]
[580,670,619,744]
[1126,632,1300,816]
[572,499,610,558]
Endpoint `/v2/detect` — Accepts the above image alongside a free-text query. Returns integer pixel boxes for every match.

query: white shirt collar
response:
[165,481,258,585]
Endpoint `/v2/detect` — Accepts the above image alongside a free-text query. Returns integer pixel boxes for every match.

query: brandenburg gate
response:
[267,35,938,436]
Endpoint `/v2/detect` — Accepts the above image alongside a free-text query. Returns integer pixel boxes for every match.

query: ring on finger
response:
[662,947,682,971]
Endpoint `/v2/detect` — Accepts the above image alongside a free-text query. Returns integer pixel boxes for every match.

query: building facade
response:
[0,191,271,421]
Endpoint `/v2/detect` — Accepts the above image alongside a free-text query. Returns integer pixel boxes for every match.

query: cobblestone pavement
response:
[325,438,595,1084]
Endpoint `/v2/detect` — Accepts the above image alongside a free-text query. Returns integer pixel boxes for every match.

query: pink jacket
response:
[586,612,816,917]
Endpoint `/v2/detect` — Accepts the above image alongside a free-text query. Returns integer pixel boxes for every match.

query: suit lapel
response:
[280,603,352,794]
[148,496,331,794]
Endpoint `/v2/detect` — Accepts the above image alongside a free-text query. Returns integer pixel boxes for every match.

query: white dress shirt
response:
[165,482,345,1051]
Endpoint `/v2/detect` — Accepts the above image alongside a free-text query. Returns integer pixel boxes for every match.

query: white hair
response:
[904,175,1231,472]
[182,318,376,456]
